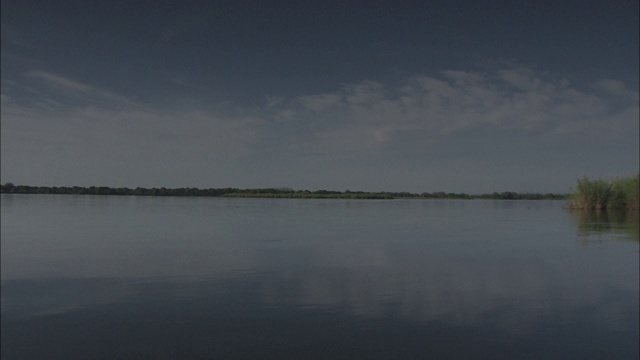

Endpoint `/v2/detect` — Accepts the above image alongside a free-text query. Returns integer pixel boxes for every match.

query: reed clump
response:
[570,175,639,210]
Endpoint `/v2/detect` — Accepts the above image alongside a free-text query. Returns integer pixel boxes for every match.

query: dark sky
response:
[2,0,638,192]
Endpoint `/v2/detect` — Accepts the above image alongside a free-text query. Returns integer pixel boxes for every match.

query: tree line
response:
[0,183,567,200]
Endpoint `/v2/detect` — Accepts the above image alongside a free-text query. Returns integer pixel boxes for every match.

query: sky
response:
[1,0,638,194]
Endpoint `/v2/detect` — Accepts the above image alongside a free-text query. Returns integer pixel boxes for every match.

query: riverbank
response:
[0,183,567,200]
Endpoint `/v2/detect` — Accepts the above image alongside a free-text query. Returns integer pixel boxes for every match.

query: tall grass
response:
[570,175,639,210]
[611,175,640,210]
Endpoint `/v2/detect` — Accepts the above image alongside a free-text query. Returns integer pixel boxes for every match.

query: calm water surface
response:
[1,194,638,359]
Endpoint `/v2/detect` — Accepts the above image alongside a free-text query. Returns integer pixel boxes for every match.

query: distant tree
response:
[2,183,16,193]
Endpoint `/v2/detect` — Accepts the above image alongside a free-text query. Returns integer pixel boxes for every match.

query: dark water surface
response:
[1,195,638,359]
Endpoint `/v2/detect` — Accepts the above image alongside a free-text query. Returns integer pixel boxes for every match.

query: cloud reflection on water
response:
[2,196,638,359]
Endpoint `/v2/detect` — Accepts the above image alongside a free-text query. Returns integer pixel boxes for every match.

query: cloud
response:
[2,101,260,163]
[22,70,141,111]
[1,70,264,187]
[2,65,637,191]
[15,65,635,162]
[297,93,343,112]
[275,65,638,156]
[265,96,284,109]
[595,79,639,99]
[27,70,91,92]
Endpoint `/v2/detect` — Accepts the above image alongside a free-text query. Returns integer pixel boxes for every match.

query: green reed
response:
[570,174,639,210]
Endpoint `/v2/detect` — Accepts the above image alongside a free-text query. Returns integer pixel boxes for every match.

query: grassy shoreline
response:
[569,175,639,210]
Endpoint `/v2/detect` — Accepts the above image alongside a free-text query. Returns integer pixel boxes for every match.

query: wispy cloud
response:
[297,93,343,112]
[2,65,637,190]
[1,70,264,186]
[27,70,91,92]
[272,65,638,156]
[22,69,142,111]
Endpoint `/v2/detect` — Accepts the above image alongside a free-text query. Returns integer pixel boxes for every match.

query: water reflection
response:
[2,196,638,359]
[3,273,638,359]
[570,209,640,242]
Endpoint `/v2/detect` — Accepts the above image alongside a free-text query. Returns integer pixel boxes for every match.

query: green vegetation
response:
[0,183,567,200]
[569,175,639,210]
